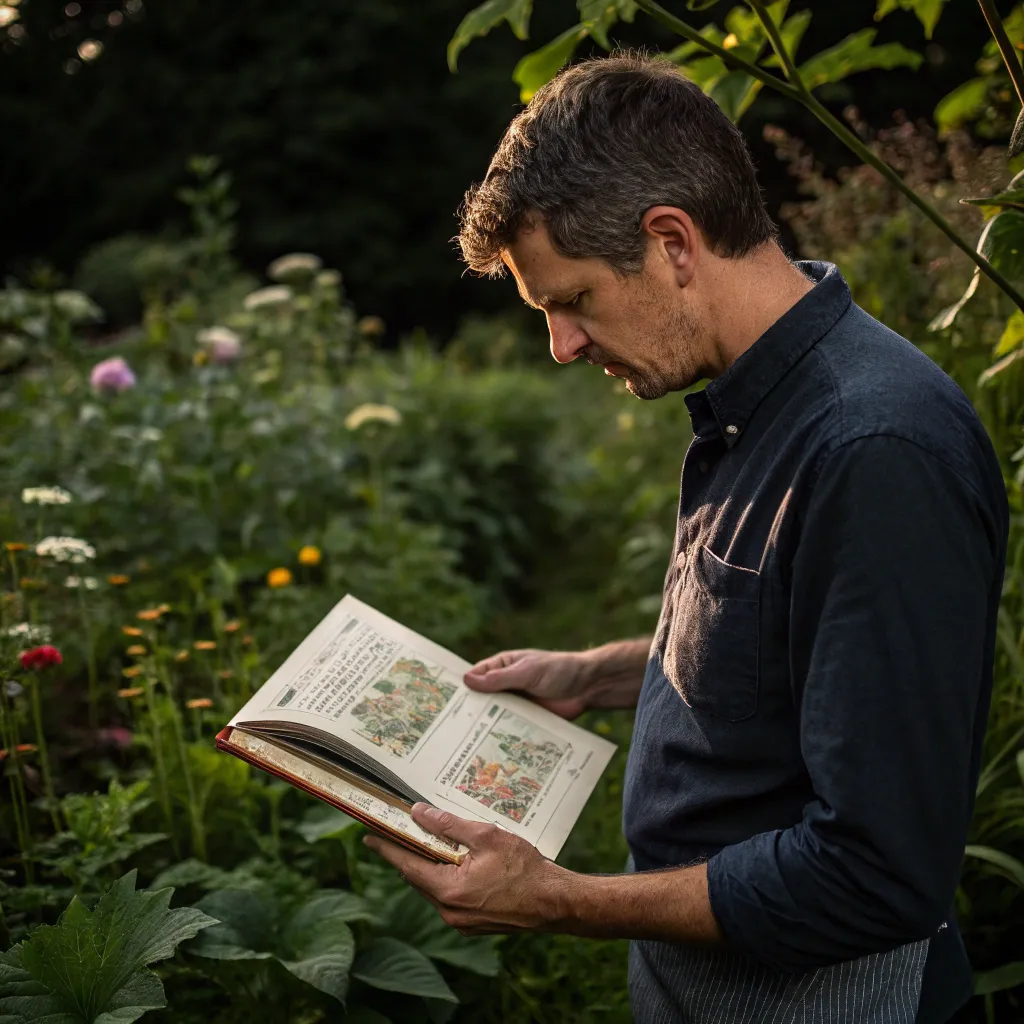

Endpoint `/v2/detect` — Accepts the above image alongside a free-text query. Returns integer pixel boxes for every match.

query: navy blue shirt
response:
[621,262,1008,1022]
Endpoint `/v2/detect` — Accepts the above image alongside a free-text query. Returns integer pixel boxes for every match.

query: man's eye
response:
[568,293,583,307]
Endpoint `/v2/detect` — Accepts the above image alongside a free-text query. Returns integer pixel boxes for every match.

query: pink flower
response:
[90,356,136,394]
[196,327,242,364]
[19,645,63,670]
[96,726,134,750]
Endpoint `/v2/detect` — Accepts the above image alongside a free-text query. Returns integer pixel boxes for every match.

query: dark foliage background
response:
[0,0,1008,337]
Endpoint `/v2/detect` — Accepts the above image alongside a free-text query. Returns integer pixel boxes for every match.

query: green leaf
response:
[979,348,1024,386]
[351,938,457,1002]
[763,10,813,70]
[577,0,637,51]
[874,0,947,39]
[513,26,588,103]
[961,188,1024,215]
[189,890,278,961]
[997,309,1024,357]
[964,843,1024,889]
[0,871,216,1024]
[686,0,719,9]
[279,893,357,1002]
[975,960,1024,996]
[294,804,361,844]
[448,0,533,72]
[934,78,989,133]
[1011,107,1024,159]
[797,29,922,91]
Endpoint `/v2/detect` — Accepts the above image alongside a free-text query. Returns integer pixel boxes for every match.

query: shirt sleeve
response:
[705,434,1002,972]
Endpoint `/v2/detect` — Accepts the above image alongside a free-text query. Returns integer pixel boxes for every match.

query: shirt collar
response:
[692,261,851,449]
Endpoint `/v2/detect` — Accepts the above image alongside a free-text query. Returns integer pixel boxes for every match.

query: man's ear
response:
[640,206,700,287]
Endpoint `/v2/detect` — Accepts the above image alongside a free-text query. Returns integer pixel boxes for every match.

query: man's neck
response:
[700,245,816,379]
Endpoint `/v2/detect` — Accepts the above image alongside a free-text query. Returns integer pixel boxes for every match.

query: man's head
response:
[457,52,778,399]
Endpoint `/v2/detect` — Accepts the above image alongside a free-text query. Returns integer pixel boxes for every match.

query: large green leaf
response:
[934,78,989,133]
[293,804,361,844]
[0,871,215,1024]
[975,961,1024,996]
[351,938,457,1002]
[513,26,588,102]
[797,29,922,91]
[578,0,637,51]
[448,0,533,72]
[874,0,947,39]
[188,888,359,1003]
[964,843,1024,889]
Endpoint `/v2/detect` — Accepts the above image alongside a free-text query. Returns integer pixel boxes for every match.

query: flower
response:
[197,326,242,364]
[96,726,133,749]
[19,645,63,670]
[242,635,254,646]
[314,269,341,289]
[344,403,402,431]
[4,623,51,644]
[53,290,102,323]
[298,545,321,566]
[21,486,72,506]
[357,315,386,337]
[174,649,189,662]
[267,252,322,284]
[107,574,130,585]
[118,686,144,699]
[36,536,95,564]
[0,744,38,761]
[139,427,163,443]
[242,285,292,311]
[136,608,162,622]
[4,542,28,552]
[186,697,214,709]
[122,665,143,678]
[3,680,24,698]
[223,620,241,633]
[64,576,99,590]
[218,669,234,680]
[193,640,216,651]
[266,567,293,588]
[90,356,136,394]
[157,603,172,614]
[126,644,147,657]
[122,626,144,637]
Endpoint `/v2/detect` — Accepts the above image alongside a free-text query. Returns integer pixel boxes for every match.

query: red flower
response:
[19,645,62,671]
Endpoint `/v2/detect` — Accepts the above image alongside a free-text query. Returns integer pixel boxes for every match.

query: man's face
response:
[502,220,705,400]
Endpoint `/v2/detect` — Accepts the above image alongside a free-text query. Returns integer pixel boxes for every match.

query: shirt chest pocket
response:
[661,544,760,722]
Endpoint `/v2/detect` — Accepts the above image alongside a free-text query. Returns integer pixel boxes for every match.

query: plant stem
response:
[633,0,1024,314]
[977,0,1024,108]
[158,659,206,860]
[0,690,34,881]
[78,587,99,732]
[143,677,177,855]
[28,675,61,832]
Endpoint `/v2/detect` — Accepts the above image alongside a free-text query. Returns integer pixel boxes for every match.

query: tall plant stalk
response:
[142,675,178,856]
[631,0,1024,315]
[0,689,34,883]
[26,673,61,832]
[77,587,99,731]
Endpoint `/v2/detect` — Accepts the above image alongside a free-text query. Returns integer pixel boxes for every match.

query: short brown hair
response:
[457,51,777,277]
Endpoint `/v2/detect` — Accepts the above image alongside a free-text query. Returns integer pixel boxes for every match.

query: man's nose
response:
[547,312,589,365]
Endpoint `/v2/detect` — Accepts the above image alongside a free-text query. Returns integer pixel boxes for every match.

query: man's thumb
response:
[464,663,523,693]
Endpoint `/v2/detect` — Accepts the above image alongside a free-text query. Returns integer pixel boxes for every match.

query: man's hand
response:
[362,803,575,935]
[464,639,652,719]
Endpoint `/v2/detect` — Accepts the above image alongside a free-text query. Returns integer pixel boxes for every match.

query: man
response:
[363,53,1008,1023]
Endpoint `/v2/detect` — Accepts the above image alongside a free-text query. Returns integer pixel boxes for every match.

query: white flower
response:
[314,269,341,289]
[3,623,52,644]
[344,403,403,431]
[242,285,293,311]
[139,427,163,443]
[65,576,99,590]
[267,253,322,283]
[53,290,103,324]
[36,536,96,564]
[196,326,242,363]
[21,486,72,506]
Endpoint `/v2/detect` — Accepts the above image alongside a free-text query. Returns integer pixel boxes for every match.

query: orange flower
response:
[107,574,130,585]
[136,608,162,622]
[187,697,214,709]
[218,669,234,680]
[118,686,145,698]
[122,626,144,637]
[5,542,28,552]
[266,567,293,588]
[223,620,241,633]
[242,635,254,646]
[193,640,216,651]
[298,545,321,566]
[126,645,147,657]
[0,743,38,761]
[174,649,190,662]
[122,665,143,679]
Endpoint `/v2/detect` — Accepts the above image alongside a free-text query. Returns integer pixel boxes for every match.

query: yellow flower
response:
[126,645,147,657]
[223,620,241,633]
[186,697,214,709]
[107,574,130,585]
[118,687,145,699]
[344,403,401,431]
[122,626,144,637]
[298,545,321,566]
[136,608,162,622]
[193,640,217,651]
[122,665,143,679]
[5,542,28,552]
[174,649,190,662]
[266,567,293,588]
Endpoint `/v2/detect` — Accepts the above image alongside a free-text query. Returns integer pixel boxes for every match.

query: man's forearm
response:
[578,638,651,710]
[544,861,723,945]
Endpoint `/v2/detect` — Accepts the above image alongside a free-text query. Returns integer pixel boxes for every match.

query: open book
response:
[217,596,616,865]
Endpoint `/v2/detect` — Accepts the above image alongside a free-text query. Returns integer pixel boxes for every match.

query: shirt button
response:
[725,424,739,436]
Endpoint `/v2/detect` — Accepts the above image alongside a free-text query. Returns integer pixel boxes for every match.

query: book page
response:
[229,595,616,859]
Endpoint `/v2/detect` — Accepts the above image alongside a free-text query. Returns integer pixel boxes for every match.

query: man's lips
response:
[602,362,630,378]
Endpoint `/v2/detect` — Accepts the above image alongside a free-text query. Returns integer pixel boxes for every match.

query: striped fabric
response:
[629,937,930,1024]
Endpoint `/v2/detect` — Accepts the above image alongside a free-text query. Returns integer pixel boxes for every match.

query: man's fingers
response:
[463,650,532,691]
[412,803,491,846]
[362,834,447,893]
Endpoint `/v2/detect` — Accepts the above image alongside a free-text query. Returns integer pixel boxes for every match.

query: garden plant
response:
[2,1,1024,1022]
